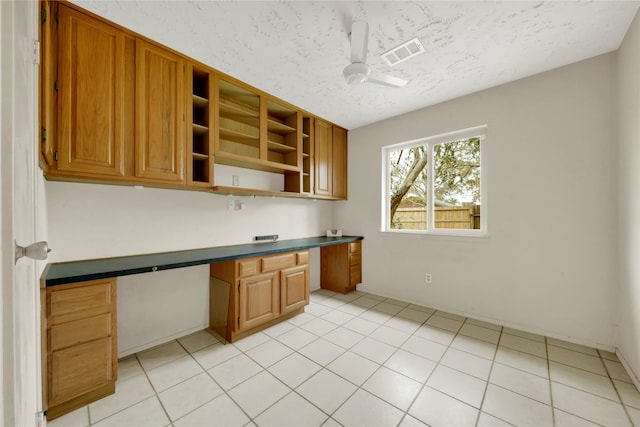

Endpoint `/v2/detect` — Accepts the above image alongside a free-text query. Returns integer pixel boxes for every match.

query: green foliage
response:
[389,137,480,217]
[433,137,480,205]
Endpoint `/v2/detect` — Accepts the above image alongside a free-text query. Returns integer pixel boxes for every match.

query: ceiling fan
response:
[343,21,408,88]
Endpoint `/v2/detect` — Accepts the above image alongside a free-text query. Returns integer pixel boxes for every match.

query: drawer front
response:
[49,280,114,323]
[296,250,309,266]
[350,265,362,287]
[349,252,361,266]
[49,337,115,406]
[238,259,259,277]
[261,253,296,272]
[50,313,112,352]
[349,241,361,255]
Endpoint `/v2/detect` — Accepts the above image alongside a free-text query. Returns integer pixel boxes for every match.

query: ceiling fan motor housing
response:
[343,62,371,84]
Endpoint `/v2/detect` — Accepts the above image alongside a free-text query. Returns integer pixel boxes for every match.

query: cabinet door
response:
[314,119,332,197]
[57,5,125,176]
[320,243,350,294]
[280,266,309,315]
[135,39,185,183]
[238,272,279,331]
[49,337,114,406]
[332,126,348,199]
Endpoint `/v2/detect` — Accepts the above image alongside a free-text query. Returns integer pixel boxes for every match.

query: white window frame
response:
[381,125,488,237]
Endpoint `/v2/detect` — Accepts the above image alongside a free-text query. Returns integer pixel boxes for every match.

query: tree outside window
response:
[384,127,486,234]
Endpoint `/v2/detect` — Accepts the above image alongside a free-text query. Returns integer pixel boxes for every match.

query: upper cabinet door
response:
[135,40,185,183]
[332,126,348,200]
[314,119,332,197]
[57,5,125,176]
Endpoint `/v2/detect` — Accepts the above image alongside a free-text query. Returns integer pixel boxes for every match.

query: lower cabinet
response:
[43,278,117,420]
[321,241,362,294]
[210,250,309,342]
[238,271,279,331]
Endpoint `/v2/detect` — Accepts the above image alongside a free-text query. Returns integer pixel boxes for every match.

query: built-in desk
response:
[40,236,363,420]
[41,236,363,286]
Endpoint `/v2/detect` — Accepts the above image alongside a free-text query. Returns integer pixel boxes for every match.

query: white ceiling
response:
[72,1,639,130]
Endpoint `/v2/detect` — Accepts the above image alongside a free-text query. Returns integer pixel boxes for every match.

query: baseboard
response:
[357,285,616,352]
[118,323,209,358]
[616,348,640,391]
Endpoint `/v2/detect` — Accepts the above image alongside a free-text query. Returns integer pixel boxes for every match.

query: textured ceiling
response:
[71,1,639,130]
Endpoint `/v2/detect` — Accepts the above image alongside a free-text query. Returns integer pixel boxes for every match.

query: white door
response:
[1,1,44,426]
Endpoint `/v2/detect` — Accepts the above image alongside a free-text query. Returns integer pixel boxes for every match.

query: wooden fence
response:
[393,205,480,230]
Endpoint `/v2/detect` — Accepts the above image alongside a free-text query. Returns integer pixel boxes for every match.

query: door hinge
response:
[41,127,46,142]
[41,7,47,23]
[237,283,240,293]
[54,81,58,91]
[237,316,240,327]
[54,151,58,161]
[55,11,59,22]
[33,40,40,65]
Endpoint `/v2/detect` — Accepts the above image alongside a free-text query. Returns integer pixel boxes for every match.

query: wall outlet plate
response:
[326,229,342,237]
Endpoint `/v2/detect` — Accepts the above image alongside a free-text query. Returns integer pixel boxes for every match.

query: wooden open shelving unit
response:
[188,66,214,187]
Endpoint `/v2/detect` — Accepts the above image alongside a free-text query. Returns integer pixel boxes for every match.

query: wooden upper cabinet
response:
[314,119,332,197]
[57,5,126,177]
[135,39,186,183]
[332,126,348,199]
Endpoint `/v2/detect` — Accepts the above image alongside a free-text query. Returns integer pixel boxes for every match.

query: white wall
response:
[46,181,332,355]
[336,54,617,349]
[615,10,640,384]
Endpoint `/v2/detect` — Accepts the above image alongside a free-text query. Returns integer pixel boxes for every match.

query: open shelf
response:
[192,123,208,135]
[192,94,208,109]
[211,185,310,199]
[189,67,212,186]
[219,96,259,118]
[268,140,296,154]
[192,152,209,160]
[267,118,296,134]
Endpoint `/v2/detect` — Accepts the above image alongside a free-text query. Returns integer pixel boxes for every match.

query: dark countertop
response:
[41,236,363,286]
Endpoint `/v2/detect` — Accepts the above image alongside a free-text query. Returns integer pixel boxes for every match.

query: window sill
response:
[380,229,490,238]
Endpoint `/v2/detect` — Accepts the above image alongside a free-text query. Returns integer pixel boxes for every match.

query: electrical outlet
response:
[227,199,235,211]
[424,273,432,284]
[232,175,240,187]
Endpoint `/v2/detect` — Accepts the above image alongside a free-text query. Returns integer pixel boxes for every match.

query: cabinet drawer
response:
[349,252,361,266]
[49,280,114,323]
[49,337,115,406]
[296,251,309,266]
[261,253,295,272]
[238,259,259,277]
[50,313,112,352]
[349,242,361,254]
[350,265,362,287]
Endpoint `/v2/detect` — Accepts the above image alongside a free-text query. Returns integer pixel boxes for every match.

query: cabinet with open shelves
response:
[216,78,261,167]
[188,66,214,186]
[265,98,299,168]
[41,2,348,199]
[302,116,313,194]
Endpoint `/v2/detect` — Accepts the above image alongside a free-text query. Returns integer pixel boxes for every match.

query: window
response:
[382,126,487,235]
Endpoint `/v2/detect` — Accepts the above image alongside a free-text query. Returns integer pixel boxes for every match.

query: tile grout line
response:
[474,324,505,427]
[397,310,476,426]
[314,295,428,425]
[599,348,636,426]
[75,289,638,427]
[545,336,556,427]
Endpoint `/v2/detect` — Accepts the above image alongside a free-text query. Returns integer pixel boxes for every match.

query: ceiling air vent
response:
[381,37,425,67]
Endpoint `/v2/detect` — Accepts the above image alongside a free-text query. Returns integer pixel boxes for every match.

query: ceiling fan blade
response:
[368,74,408,88]
[350,20,369,64]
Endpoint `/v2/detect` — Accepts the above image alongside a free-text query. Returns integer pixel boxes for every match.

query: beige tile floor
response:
[48,289,640,427]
